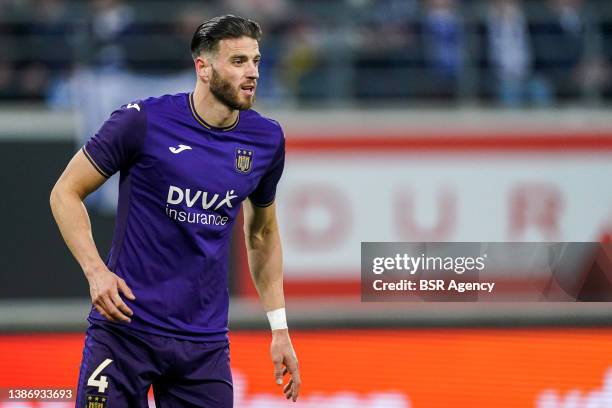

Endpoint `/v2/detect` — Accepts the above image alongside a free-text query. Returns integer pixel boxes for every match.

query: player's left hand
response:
[270,329,300,402]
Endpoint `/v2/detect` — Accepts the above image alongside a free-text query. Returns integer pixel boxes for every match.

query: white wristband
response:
[266,307,288,331]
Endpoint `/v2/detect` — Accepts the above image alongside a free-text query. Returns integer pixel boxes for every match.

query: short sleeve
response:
[82,102,147,178]
[249,133,285,207]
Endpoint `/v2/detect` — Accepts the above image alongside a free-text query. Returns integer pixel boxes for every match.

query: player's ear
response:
[195,55,212,82]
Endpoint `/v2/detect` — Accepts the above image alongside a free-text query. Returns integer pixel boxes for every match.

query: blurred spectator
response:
[353,0,419,101]
[28,0,75,100]
[485,0,552,106]
[123,6,210,73]
[0,0,74,101]
[168,7,210,70]
[530,0,602,102]
[421,0,464,100]
[33,0,74,71]
[279,18,319,103]
[89,0,135,70]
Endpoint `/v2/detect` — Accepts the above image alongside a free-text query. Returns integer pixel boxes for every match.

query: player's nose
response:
[246,62,259,79]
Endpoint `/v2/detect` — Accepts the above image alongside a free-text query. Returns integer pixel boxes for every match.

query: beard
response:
[209,67,255,111]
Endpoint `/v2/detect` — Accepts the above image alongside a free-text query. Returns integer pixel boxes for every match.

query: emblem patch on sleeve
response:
[235,148,254,174]
[85,394,108,408]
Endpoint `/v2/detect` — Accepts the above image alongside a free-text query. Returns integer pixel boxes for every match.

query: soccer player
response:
[50,15,300,407]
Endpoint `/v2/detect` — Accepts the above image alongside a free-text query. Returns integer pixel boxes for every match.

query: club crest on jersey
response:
[235,147,254,174]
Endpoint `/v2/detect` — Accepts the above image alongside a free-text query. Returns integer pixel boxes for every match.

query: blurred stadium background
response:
[2,0,612,407]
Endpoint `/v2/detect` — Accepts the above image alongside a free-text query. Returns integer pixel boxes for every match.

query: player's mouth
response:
[240,84,256,97]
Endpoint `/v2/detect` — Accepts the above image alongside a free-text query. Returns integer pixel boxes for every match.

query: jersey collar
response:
[188,93,240,132]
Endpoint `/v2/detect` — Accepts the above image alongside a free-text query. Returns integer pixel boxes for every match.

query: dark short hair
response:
[190,15,262,59]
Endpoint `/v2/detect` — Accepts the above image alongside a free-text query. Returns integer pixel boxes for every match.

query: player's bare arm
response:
[243,199,301,402]
[50,150,135,323]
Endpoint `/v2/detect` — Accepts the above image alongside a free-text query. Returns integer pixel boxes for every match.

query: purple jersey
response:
[82,92,285,341]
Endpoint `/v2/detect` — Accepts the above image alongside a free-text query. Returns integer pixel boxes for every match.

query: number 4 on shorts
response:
[87,359,113,393]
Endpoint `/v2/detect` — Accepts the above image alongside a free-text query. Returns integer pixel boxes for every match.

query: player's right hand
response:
[86,266,136,323]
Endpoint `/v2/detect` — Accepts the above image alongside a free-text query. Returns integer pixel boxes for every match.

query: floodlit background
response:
[1,0,612,407]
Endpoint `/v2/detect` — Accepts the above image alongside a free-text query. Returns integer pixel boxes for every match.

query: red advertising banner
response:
[1,328,612,407]
[236,131,612,298]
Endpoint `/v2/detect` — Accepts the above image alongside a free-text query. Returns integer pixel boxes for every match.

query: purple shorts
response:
[75,321,232,408]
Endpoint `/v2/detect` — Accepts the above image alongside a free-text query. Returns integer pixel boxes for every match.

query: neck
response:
[192,81,239,128]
